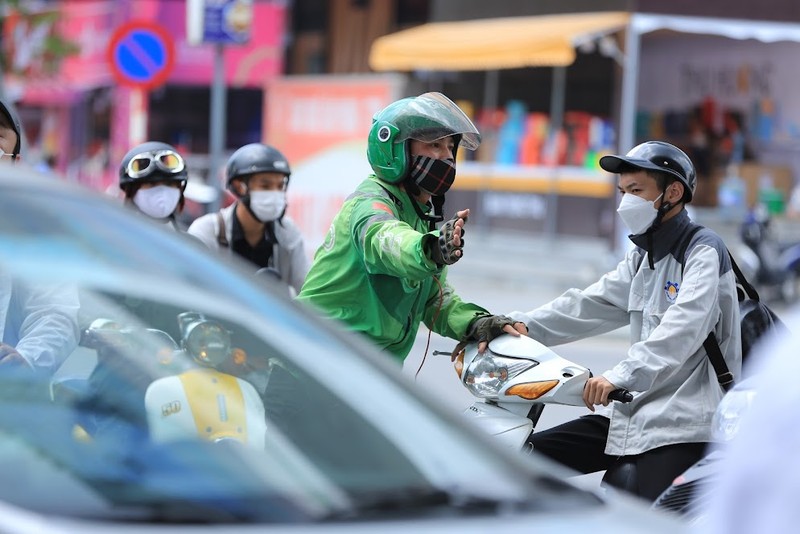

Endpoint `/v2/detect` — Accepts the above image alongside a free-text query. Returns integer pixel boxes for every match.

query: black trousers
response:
[529,414,707,502]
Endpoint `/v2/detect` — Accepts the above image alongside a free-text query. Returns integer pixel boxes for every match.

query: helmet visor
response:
[127,150,186,180]
[383,92,481,151]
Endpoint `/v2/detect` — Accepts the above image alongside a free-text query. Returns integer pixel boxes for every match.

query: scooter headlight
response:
[463,352,536,398]
[178,312,231,367]
[711,386,757,442]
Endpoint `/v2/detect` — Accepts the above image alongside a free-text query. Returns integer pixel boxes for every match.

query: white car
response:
[0,168,686,532]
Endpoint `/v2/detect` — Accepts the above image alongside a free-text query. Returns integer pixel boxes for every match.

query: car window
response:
[0,178,604,524]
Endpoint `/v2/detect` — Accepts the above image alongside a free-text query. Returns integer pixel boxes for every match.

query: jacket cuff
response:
[602,369,630,390]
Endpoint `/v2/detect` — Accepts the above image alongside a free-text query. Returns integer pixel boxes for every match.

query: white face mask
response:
[616,193,663,235]
[133,185,181,219]
[249,191,286,222]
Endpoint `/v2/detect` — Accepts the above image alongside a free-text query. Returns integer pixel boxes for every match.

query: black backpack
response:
[678,225,787,391]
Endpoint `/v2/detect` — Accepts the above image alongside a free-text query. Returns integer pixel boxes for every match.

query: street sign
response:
[186,0,253,45]
[107,21,176,90]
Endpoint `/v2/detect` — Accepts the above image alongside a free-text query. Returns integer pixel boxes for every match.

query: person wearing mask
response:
[119,141,188,231]
[188,143,309,295]
[297,92,526,363]
[507,141,741,501]
[0,96,80,375]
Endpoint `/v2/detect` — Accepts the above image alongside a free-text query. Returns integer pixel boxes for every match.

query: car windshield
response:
[0,176,601,524]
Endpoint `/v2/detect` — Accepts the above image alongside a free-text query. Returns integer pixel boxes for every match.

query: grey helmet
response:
[225,143,291,195]
[600,141,697,202]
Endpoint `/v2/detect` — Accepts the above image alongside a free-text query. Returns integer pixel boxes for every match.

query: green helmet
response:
[367,92,481,184]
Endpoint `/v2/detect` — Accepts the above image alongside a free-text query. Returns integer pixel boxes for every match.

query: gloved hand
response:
[453,315,528,357]
[468,315,526,343]
[427,209,468,266]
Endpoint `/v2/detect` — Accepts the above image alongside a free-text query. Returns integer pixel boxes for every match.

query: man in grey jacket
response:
[510,141,741,501]
[188,143,309,295]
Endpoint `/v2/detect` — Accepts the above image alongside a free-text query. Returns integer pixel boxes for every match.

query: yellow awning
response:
[369,12,630,72]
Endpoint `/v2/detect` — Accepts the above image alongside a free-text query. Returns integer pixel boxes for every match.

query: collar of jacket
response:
[369,175,432,214]
[629,208,692,265]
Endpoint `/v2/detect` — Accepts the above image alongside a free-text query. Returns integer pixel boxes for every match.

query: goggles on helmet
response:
[126,150,185,179]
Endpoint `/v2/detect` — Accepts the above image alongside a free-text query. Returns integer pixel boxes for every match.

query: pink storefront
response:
[3,0,285,192]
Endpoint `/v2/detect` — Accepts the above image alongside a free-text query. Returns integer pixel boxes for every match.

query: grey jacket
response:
[510,210,741,455]
[188,203,310,295]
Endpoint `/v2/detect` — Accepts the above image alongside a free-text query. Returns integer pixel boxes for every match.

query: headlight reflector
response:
[464,353,536,398]
[711,387,757,442]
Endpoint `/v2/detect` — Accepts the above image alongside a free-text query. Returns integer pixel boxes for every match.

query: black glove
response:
[426,213,466,266]
[467,315,524,343]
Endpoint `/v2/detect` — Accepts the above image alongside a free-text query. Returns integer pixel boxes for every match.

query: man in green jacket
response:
[298,92,526,363]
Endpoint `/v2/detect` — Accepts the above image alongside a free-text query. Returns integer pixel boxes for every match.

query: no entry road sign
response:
[107,21,176,90]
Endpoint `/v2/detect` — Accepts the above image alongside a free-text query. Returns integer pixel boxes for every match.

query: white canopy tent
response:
[620,13,800,153]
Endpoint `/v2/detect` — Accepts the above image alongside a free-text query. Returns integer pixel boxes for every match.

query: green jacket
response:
[297,176,489,363]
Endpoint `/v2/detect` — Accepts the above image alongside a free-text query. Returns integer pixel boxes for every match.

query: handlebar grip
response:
[608,389,633,403]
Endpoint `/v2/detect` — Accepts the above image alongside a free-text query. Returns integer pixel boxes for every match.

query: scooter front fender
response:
[462,401,532,450]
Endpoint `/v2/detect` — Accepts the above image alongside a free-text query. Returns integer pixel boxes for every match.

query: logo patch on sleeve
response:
[372,202,393,216]
[664,281,679,303]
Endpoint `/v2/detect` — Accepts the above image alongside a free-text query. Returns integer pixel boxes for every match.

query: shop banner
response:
[265,75,405,254]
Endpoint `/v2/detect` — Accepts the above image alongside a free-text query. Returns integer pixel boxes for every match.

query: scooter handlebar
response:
[608,389,633,403]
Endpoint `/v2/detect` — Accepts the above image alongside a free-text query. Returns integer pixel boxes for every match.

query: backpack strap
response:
[216,212,229,248]
[727,249,760,302]
[679,225,734,391]
[702,332,735,392]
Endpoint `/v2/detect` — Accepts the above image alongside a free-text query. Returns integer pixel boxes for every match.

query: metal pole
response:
[483,69,498,112]
[545,66,566,241]
[477,69,499,232]
[615,22,642,256]
[619,23,641,154]
[208,42,226,214]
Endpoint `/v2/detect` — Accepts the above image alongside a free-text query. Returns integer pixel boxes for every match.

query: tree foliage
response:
[0,0,80,76]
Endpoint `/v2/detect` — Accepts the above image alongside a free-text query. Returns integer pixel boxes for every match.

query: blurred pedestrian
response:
[509,141,741,501]
[698,307,800,533]
[297,92,526,363]
[187,143,309,295]
[0,96,79,375]
[0,97,22,162]
[119,141,189,231]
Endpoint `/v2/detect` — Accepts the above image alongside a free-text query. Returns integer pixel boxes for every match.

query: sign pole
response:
[129,87,147,146]
[208,42,226,214]
[186,0,253,214]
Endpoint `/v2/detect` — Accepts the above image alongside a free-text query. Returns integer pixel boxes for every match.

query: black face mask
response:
[408,155,456,196]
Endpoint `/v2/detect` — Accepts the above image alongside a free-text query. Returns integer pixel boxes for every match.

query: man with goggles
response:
[188,142,309,296]
[0,96,80,375]
[119,142,188,229]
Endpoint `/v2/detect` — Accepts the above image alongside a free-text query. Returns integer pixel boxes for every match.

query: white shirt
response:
[0,272,80,372]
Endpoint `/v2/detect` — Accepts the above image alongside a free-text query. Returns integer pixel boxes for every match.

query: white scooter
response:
[53,312,269,449]
[442,334,632,450]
